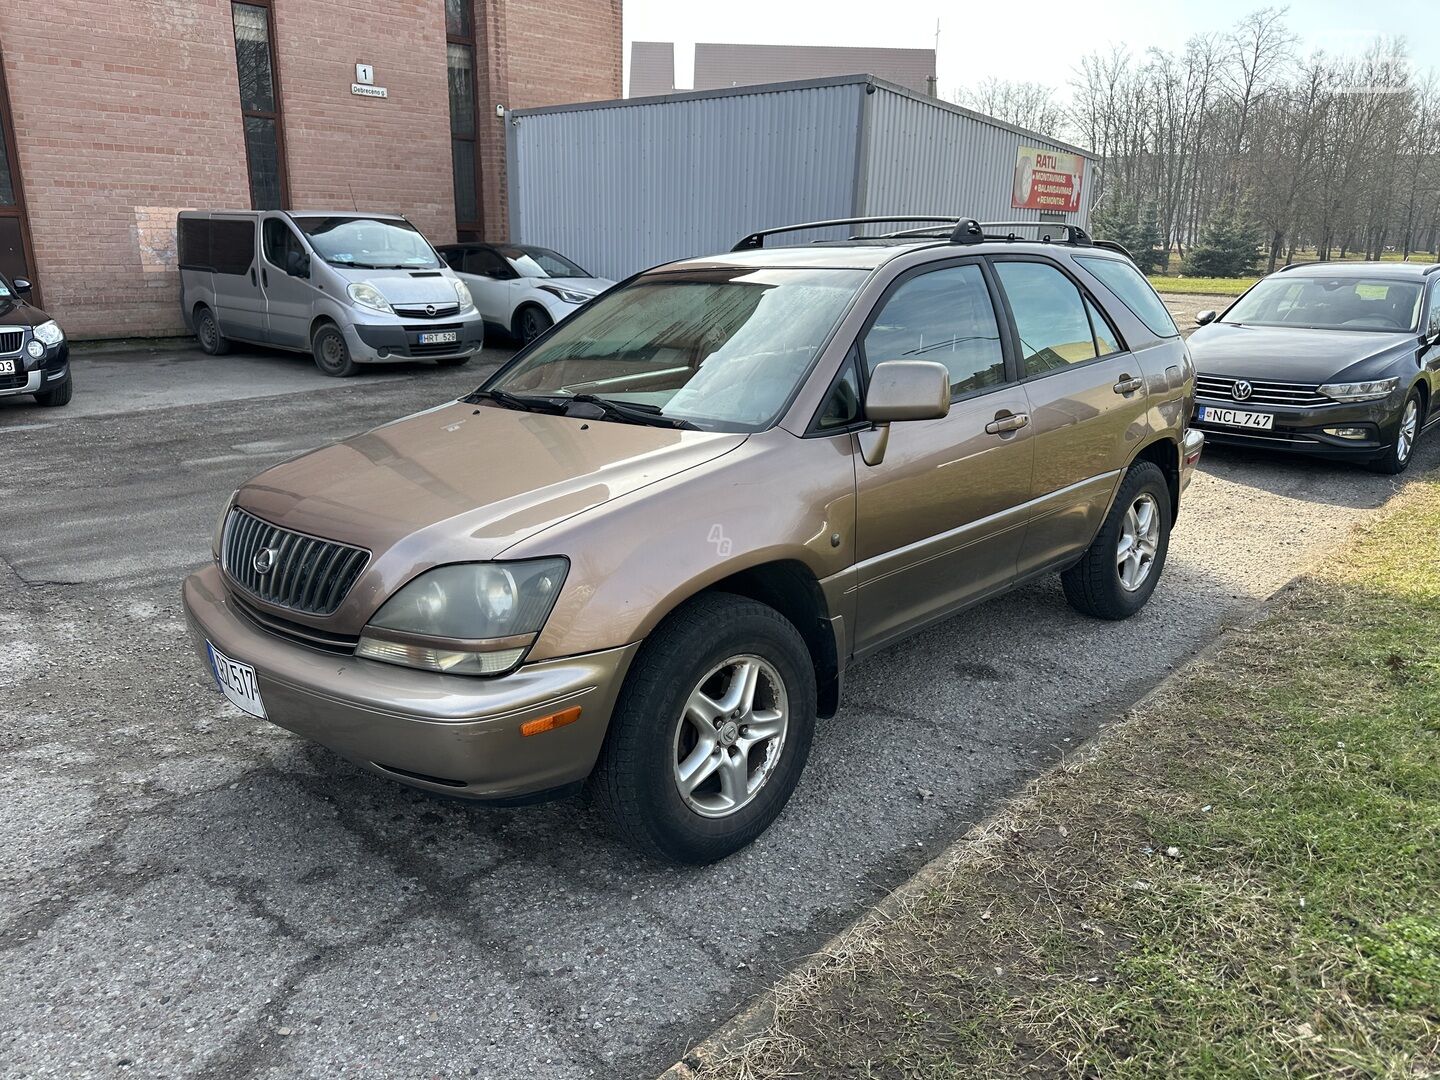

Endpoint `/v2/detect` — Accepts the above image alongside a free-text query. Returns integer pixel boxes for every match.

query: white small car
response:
[438,242,614,344]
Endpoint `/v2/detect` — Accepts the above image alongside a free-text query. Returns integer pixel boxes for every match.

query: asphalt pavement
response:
[1,333,1434,1080]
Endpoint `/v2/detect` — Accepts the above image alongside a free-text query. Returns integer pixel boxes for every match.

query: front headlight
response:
[346,282,394,314]
[31,320,64,346]
[356,558,568,676]
[451,277,475,312]
[1319,377,1400,403]
[537,284,593,305]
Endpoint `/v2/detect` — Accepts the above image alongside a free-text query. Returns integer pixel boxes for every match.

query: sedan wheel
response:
[673,655,789,819]
[518,307,552,344]
[1369,389,1424,474]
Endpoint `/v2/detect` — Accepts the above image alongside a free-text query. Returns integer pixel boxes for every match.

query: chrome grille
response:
[1195,373,1331,408]
[0,329,23,354]
[221,508,369,616]
[394,302,460,319]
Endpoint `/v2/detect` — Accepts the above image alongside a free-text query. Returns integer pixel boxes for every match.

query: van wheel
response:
[195,307,229,355]
[515,306,551,344]
[1062,460,1171,620]
[312,325,358,377]
[590,593,816,865]
[34,374,72,408]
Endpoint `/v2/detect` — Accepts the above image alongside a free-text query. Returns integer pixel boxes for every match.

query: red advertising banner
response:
[1011,146,1085,213]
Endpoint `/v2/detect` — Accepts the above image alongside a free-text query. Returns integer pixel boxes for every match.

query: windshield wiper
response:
[466,389,567,414]
[564,394,698,430]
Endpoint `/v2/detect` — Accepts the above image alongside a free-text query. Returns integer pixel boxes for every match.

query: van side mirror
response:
[858,360,951,466]
[1195,309,1217,326]
[285,250,310,278]
[12,277,31,296]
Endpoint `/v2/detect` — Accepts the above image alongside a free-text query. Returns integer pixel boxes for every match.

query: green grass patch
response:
[693,474,1440,1079]
[1147,275,1258,296]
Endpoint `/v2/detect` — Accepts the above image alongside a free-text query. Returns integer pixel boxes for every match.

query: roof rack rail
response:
[1091,239,1134,261]
[732,216,966,251]
[1425,263,1440,275]
[971,221,1092,246]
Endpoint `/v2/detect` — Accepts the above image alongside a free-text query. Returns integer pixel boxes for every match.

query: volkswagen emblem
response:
[424,304,437,316]
[1232,379,1254,402]
[252,547,278,575]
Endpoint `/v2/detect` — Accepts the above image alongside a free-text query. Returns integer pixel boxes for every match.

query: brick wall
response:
[0,0,621,339]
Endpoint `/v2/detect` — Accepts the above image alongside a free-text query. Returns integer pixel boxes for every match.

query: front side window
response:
[487,268,868,432]
[463,247,511,277]
[291,216,440,270]
[995,261,1099,376]
[1222,276,1425,333]
[862,264,1005,396]
[1075,255,1178,337]
[1427,283,1440,337]
[262,218,305,272]
[231,2,287,210]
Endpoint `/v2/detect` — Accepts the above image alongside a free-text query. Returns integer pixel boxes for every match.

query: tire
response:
[1367,389,1422,475]
[515,306,552,345]
[194,306,229,355]
[589,593,817,865]
[1062,460,1172,620]
[434,356,471,368]
[34,374,72,408]
[311,324,358,378]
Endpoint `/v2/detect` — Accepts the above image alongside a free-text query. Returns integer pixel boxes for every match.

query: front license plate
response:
[418,331,458,345]
[206,641,267,718]
[1198,406,1274,430]
[0,359,15,375]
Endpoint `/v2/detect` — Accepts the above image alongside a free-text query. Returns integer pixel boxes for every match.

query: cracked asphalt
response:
[2,333,1435,1079]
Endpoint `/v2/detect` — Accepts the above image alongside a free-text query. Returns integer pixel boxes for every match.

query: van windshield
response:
[483,267,868,432]
[291,216,441,270]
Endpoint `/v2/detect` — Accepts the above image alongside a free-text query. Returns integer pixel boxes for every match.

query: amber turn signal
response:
[520,705,582,737]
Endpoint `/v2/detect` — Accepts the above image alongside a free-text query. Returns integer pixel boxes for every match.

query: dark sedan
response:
[1188,262,1440,473]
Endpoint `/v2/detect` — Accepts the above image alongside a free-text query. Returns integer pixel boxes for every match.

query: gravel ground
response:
[1,333,1433,1080]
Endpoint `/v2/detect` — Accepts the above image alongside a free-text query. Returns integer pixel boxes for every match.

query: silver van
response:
[177,211,485,377]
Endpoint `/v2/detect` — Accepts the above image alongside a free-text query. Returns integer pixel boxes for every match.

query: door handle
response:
[1113,374,1144,394]
[984,412,1030,435]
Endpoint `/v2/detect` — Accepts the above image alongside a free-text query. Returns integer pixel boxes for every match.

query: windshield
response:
[1223,276,1423,332]
[499,245,590,279]
[291,216,441,270]
[484,268,869,432]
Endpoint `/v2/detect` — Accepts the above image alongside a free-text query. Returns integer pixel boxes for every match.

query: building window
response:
[446,1,481,232]
[232,2,288,209]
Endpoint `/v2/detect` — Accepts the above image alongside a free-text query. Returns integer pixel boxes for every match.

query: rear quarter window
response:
[1075,255,1178,338]
[179,217,254,276]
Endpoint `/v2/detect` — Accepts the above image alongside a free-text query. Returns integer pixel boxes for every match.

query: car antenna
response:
[346,181,359,212]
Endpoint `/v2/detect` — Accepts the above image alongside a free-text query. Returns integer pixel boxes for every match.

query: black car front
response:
[0,275,69,405]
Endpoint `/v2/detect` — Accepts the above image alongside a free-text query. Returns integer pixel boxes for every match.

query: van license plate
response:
[206,641,267,718]
[418,331,458,345]
[0,359,15,375]
[1198,407,1273,430]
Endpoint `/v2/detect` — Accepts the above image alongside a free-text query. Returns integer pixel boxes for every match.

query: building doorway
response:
[0,46,38,304]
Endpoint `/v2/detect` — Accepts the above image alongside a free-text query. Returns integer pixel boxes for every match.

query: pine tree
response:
[1183,209,1264,277]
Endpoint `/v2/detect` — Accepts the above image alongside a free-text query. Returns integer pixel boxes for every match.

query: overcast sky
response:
[623,0,1440,98]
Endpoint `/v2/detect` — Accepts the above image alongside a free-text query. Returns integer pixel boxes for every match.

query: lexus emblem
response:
[253,547,278,575]
[1232,379,1254,402]
[425,304,437,316]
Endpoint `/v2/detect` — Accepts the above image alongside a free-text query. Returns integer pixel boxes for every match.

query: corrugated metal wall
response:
[859,87,1094,227]
[508,77,1095,281]
[508,80,866,281]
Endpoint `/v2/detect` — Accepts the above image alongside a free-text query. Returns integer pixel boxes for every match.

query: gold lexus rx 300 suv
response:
[183,217,1204,864]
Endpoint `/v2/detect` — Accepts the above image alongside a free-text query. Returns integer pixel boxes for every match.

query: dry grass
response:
[679,474,1440,1080]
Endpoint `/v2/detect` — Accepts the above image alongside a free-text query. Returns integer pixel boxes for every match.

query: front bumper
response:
[1192,393,1398,458]
[348,314,485,364]
[0,340,68,398]
[182,563,638,801]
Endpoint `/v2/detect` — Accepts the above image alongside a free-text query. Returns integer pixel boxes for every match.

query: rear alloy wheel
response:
[590,593,816,864]
[516,306,552,344]
[1368,390,1422,475]
[195,306,229,355]
[311,324,358,378]
[1062,460,1171,620]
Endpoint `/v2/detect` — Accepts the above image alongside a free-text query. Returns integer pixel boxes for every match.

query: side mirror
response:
[12,277,31,296]
[858,360,951,466]
[285,250,310,278]
[1195,309,1217,326]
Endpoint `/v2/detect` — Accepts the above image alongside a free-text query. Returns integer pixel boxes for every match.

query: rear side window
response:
[994,261,1098,376]
[1075,255,1178,338]
[180,218,254,276]
[862,264,1005,397]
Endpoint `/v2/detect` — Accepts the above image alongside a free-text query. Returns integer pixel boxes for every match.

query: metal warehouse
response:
[506,74,1096,281]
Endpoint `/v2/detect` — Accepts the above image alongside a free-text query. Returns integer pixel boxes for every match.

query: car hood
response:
[327,266,460,306]
[1188,322,1416,381]
[236,400,747,574]
[530,276,613,297]
[0,297,50,327]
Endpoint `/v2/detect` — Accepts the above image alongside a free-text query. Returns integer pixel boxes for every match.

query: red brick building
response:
[0,0,621,338]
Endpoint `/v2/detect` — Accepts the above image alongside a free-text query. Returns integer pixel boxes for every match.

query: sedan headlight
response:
[31,320,64,346]
[1319,377,1399,403]
[537,284,594,305]
[346,282,394,314]
[356,558,568,676]
[452,277,475,312]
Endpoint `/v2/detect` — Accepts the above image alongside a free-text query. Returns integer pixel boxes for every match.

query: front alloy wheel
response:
[673,655,789,819]
[1369,390,1423,474]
